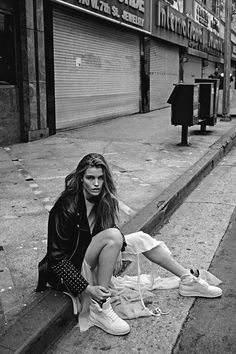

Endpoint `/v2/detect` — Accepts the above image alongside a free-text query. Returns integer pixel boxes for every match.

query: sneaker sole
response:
[89,316,130,336]
[179,289,222,298]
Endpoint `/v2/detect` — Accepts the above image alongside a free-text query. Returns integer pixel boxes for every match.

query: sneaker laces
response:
[182,274,210,288]
[195,277,210,288]
[105,306,121,322]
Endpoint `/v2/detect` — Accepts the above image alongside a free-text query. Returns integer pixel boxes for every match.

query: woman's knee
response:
[101,228,123,248]
[85,228,122,268]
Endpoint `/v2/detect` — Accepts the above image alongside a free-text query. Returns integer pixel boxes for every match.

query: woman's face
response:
[82,166,104,200]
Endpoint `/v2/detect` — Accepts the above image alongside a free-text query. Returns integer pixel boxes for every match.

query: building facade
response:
[0,0,235,145]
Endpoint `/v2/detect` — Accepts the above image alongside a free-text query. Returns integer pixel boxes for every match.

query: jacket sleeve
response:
[47,203,89,295]
[47,205,75,262]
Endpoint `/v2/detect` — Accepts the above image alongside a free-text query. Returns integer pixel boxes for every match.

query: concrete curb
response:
[1,126,236,353]
[0,292,76,354]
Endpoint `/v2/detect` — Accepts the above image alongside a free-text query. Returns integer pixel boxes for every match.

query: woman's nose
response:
[94,178,99,186]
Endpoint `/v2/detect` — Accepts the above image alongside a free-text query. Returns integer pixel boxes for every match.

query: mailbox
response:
[195,78,219,125]
[167,83,199,126]
[198,82,214,121]
[167,83,200,145]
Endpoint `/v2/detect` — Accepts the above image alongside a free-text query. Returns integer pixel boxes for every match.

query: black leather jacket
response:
[36,192,102,295]
[36,191,126,296]
[47,193,96,269]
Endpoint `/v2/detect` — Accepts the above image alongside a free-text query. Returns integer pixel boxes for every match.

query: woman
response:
[36,153,222,336]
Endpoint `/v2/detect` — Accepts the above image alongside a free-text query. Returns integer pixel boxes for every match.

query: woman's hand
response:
[113,251,123,276]
[84,284,110,303]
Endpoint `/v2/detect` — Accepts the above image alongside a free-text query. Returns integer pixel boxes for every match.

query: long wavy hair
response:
[58,153,119,230]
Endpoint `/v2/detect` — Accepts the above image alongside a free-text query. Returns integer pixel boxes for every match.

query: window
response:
[165,0,184,12]
[212,1,217,14]
[0,12,16,84]
[212,0,221,16]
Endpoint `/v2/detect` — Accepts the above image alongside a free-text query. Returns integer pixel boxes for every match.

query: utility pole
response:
[221,0,232,121]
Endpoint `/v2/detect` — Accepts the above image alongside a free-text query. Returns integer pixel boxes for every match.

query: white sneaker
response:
[179,275,222,298]
[89,298,130,335]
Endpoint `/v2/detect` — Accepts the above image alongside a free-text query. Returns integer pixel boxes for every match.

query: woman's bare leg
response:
[85,228,123,288]
[143,245,190,278]
[85,228,131,335]
[143,244,222,298]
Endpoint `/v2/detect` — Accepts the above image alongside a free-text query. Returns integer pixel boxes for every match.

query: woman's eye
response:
[85,175,103,181]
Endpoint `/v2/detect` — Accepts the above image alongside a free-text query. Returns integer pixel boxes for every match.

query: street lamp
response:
[221,0,232,121]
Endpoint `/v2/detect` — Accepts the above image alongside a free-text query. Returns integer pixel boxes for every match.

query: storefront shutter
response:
[149,39,179,110]
[53,7,140,130]
[183,55,202,83]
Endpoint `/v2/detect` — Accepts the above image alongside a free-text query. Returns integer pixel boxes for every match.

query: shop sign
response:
[156,0,203,44]
[208,31,224,56]
[195,2,220,35]
[59,0,148,30]
[155,0,223,57]
[189,30,223,57]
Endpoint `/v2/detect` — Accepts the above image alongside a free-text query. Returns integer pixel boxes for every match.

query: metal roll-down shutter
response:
[53,7,140,129]
[183,54,202,83]
[149,39,179,110]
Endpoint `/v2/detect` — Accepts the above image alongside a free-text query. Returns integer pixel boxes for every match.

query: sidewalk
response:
[1,107,236,353]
